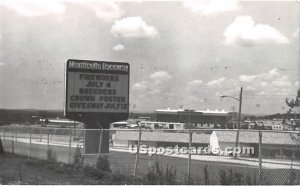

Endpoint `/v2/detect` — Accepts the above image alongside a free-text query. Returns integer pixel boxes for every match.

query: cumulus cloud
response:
[239,74,257,83]
[150,71,172,81]
[183,0,239,15]
[292,27,299,38]
[0,0,65,17]
[238,68,296,96]
[111,16,158,38]
[204,68,296,98]
[0,62,6,66]
[0,0,123,21]
[186,79,204,92]
[112,44,125,51]
[187,79,203,88]
[132,81,147,91]
[132,71,172,97]
[207,77,226,87]
[68,0,123,21]
[224,15,289,46]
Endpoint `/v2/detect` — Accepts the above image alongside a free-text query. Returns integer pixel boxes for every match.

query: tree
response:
[285,88,300,126]
[286,88,300,113]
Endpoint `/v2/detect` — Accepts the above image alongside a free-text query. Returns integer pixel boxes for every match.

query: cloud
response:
[132,81,148,92]
[207,77,226,87]
[183,0,240,15]
[239,74,257,83]
[292,27,299,38]
[0,0,65,17]
[0,62,6,66]
[238,68,296,96]
[185,80,205,101]
[204,68,296,98]
[68,0,123,22]
[187,79,203,88]
[0,0,123,21]
[111,16,158,38]
[265,68,281,79]
[150,71,172,81]
[112,44,125,51]
[186,79,203,91]
[132,71,172,97]
[224,15,289,46]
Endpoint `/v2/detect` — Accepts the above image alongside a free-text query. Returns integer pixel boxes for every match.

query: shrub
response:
[96,155,111,172]
[82,165,110,179]
[73,145,84,168]
[46,148,57,162]
[219,169,261,185]
[144,159,177,185]
[285,170,299,185]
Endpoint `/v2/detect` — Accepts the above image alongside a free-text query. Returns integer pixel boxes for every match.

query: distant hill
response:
[0,109,64,125]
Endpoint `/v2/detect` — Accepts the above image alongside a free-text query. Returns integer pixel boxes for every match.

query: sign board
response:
[65,59,129,118]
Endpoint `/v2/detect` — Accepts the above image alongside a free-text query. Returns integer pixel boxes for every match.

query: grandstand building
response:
[154,108,230,129]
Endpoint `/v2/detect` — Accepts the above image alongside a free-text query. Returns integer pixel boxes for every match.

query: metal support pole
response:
[235,87,243,159]
[188,129,192,184]
[234,130,240,158]
[134,127,142,177]
[3,127,5,151]
[83,129,86,153]
[11,127,14,154]
[98,129,103,158]
[47,128,50,147]
[258,130,262,184]
[15,126,18,154]
[68,128,72,164]
[15,126,18,142]
[29,127,32,159]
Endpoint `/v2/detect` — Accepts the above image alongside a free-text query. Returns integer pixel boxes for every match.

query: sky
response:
[0,0,299,115]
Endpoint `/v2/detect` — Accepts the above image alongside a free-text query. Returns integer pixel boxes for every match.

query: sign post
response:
[65,59,129,154]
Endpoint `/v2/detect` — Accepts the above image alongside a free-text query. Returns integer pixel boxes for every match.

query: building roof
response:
[155,108,229,115]
[214,131,299,145]
[113,131,210,144]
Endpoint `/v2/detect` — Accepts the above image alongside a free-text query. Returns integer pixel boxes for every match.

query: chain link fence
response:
[0,125,300,184]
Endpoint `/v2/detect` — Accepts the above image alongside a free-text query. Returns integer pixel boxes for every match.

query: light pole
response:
[220,87,243,158]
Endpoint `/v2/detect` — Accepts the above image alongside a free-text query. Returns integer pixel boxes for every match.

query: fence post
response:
[68,128,72,164]
[12,126,15,154]
[98,129,103,158]
[187,129,193,184]
[47,128,50,147]
[258,130,262,184]
[134,127,142,177]
[3,127,5,151]
[29,127,32,159]
[15,126,18,154]
[235,129,240,159]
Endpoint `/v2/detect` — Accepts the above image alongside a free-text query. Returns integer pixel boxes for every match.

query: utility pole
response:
[220,87,243,159]
[235,87,243,158]
[187,109,192,184]
[237,87,243,129]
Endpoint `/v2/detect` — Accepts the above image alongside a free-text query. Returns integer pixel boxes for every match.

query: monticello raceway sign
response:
[65,59,129,116]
